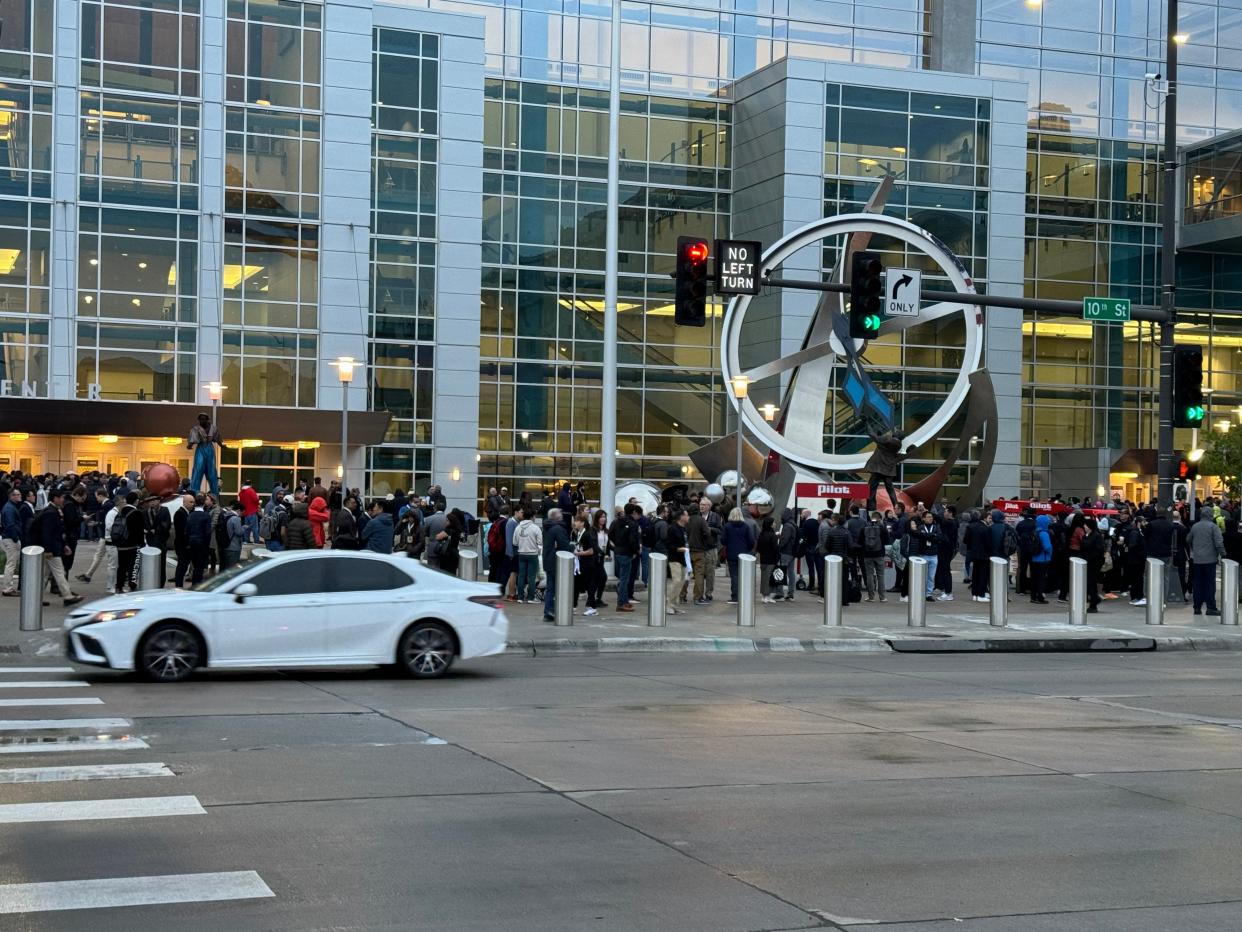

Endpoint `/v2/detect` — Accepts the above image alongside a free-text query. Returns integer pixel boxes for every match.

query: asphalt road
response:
[2,650,1242,931]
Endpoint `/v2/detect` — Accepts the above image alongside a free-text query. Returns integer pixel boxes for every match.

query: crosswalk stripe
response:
[0,666,77,676]
[0,763,173,784]
[0,719,130,732]
[0,698,104,707]
[0,681,91,689]
[0,870,274,914]
[0,795,205,824]
[0,736,149,754]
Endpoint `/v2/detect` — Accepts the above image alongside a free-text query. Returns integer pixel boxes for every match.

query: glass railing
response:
[1184,192,1242,224]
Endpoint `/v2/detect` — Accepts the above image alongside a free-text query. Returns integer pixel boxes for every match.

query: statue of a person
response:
[864,428,906,512]
[188,412,223,496]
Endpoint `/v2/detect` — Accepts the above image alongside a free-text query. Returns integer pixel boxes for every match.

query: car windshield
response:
[193,561,254,592]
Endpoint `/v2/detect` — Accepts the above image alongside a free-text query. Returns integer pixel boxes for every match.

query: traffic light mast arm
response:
[761,276,1171,323]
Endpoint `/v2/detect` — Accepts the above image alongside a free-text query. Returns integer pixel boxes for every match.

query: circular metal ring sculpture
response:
[721,214,982,473]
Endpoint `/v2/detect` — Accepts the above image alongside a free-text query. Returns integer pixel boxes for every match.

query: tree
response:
[1199,428,1242,500]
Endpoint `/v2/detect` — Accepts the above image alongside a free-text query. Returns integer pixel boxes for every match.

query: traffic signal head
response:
[1176,457,1199,481]
[674,236,709,327]
[849,251,884,340]
[1172,345,1205,428]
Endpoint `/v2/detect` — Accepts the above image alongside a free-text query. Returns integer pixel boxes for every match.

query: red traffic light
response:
[682,240,709,264]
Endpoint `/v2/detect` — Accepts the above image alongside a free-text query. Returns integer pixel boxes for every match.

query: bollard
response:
[989,556,1008,627]
[907,556,927,627]
[1222,559,1239,626]
[138,545,162,591]
[822,555,843,627]
[647,552,667,627]
[554,550,575,627]
[458,548,479,582]
[737,553,756,627]
[1068,556,1088,626]
[1144,556,1164,625]
[18,545,44,632]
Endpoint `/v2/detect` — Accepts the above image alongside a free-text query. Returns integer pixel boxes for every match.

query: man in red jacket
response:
[238,479,261,543]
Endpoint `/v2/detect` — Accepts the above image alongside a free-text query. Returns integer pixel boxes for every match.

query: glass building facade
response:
[1,0,1240,504]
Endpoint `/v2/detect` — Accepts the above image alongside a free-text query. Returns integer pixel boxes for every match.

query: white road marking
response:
[0,698,104,707]
[0,794,205,824]
[0,736,150,754]
[0,871,274,914]
[0,719,129,732]
[0,667,77,674]
[0,762,173,784]
[0,681,91,689]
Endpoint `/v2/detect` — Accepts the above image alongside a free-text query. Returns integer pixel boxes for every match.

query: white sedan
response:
[62,551,509,682]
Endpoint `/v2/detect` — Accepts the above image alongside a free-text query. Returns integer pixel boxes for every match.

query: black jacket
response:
[756,526,780,564]
[1144,514,1174,559]
[185,509,212,546]
[284,503,318,550]
[543,521,572,571]
[965,520,994,561]
[914,522,943,556]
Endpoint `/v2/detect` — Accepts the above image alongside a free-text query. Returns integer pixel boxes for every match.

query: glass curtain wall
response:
[978,0,1242,491]
[366,27,440,496]
[221,0,321,409]
[823,84,991,496]
[77,0,201,402]
[0,2,53,390]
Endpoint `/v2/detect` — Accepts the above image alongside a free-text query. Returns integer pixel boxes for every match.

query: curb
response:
[1153,636,1242,651]
[505,637,892,655]
[887,636,1158,653]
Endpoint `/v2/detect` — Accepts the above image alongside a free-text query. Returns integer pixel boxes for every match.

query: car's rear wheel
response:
[398,622,456,678]
[138,623,203,683]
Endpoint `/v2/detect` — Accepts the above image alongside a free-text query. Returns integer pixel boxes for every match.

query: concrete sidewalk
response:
[2,543,1239,659]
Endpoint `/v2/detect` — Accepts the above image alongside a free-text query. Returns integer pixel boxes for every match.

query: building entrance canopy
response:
[0,398,391,447]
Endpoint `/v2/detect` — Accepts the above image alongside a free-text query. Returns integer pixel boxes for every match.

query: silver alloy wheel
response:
[401,624,455,678]
[140,626,201,682]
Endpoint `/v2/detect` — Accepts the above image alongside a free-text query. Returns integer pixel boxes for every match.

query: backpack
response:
[259,512,275,541]
[1001,524,1019,557]
[487,519,506,553]
[862,523,883,555]
[640,520,656,549]
[215,513,232,553]
[843,562,863,604]
[1082,531,1106,560]
[110,507,132,546]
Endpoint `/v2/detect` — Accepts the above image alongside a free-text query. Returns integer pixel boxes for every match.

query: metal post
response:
[907,556,927,627]
[341,404,348,495]
[1222,559,1239,626]
[989,556,1008,627]
[1156,0,1179,507]
[458,548,478,582]
[737,552,756,627]
[598,0,621,511]
[1068,556,1088,626]
[18,546,44,632]
[823,555,843,627]
[647,552,667,626]
[1145,556,1164,625]
[736,420,744,501]
[554,550,575,627]
[138,545,162,590]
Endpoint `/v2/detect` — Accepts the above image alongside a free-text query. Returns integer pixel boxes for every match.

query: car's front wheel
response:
[138,623,203,683]
[398,622,456,678]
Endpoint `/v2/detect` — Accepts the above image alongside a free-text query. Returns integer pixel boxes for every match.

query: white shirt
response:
[103,507,118,544]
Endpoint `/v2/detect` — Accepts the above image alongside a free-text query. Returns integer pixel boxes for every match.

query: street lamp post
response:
[204,381,223,426]
[334,357,356,494]
[731,375,750,505]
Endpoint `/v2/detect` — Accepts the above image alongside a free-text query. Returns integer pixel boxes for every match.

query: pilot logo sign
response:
[714,239,762,296]
[885,267,921,317]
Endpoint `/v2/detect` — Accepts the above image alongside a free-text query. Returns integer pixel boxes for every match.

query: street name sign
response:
[885,268,921,316]
[1083,296,1131,322]
[714,239,762,295]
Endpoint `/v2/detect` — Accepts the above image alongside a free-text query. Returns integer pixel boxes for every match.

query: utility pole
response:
[1157,0,1180,507]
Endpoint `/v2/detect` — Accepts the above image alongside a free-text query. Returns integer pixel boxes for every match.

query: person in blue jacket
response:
[1029,514,1053,604]
[721,508,756,604]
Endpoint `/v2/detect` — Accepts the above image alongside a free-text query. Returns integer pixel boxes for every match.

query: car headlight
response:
[91,609,141,623]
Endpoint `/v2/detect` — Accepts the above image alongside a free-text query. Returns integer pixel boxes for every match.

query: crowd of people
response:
[481,484,1242,621]
[3,466,1239,622]
[0,468,472,600]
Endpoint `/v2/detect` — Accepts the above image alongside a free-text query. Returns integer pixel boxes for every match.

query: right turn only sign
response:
[885,268,921,316]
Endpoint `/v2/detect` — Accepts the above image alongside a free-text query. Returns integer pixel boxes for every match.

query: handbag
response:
[769,566,785,586]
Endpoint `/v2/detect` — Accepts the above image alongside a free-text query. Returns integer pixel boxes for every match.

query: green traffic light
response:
[864,314,882,331]
[1186,405,1205,423]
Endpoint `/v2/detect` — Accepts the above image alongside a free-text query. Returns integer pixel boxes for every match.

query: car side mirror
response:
[233,582,258,604]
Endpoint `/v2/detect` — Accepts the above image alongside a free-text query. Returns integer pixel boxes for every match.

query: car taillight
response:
[468,595,504,609]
